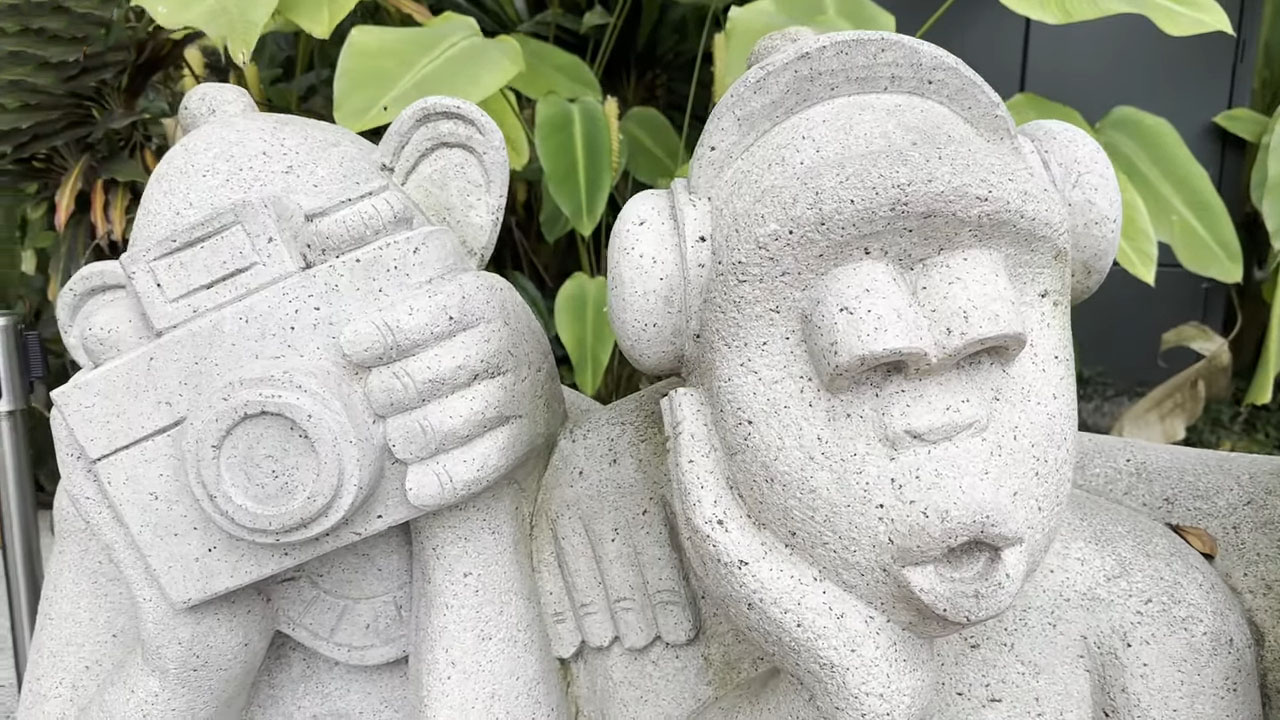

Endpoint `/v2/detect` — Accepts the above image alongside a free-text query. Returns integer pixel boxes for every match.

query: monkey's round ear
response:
[178,83,259,135]
[1018,120,1121,304]
[608,180,711,376]
[377,97,509,269]
[57,261,156,370]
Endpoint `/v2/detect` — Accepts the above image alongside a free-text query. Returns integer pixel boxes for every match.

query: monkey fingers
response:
[532,508,584,658]
[339,270,516,368]
[401,414,546,511]
[361,322,510,417]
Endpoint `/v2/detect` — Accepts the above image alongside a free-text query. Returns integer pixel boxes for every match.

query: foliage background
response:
[0,0,1272,497]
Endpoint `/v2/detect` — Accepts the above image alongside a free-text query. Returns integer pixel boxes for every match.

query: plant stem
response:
[291,33,311,113]
[680,6,716,157]
[383,0,433,24]
[916,0,955,38]
[502,90,534,143]
[594,0,633,76]
[576,232,592,274]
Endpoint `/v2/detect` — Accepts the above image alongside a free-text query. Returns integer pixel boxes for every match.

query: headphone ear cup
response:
[1018,120,1122,305]
[608,189,688,376]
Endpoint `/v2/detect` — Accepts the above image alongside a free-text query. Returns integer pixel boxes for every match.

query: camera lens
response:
[185,364,381,544]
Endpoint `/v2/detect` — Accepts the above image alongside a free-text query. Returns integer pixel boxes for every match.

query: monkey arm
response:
[17,487,134,718]
[24,411,275,719]
[406,449,568,718]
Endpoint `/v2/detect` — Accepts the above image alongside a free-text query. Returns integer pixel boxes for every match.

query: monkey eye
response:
[913,248,1027,369]
[804,260,935,392]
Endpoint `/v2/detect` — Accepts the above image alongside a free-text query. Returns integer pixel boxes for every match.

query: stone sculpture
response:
[539,29,1267,718]
[20,28,1274,720]
[21,83,568,717]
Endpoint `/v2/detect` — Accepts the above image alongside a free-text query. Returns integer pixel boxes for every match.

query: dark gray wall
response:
[881,0,1255,385]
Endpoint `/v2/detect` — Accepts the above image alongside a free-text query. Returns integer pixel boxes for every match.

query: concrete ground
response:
[0,510,54,717]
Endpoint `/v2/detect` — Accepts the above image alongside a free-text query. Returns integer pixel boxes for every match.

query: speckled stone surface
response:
[551,29,1263,718]
[14,29,1274,720]
[20,84,568,717]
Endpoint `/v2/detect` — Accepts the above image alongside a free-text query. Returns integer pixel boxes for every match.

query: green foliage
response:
[275,0,364,39]
[479,90,530,171]
[1213,107,1268,144]
[509,33,602,101]
[1005,92,1158,286]
[713,0,894,99]
[535,96,613,237]
[333,13,523,132]
[554,272,615,397]
[998,0,1234,37]
[1097,106,1242,284]
[134,0,276,65]
[620,106,685,188]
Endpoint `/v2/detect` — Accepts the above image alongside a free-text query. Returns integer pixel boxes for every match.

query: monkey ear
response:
[57,261,156,370]
[607,180,711,376]
[377,97,509,268]
[1018,120,1122,304]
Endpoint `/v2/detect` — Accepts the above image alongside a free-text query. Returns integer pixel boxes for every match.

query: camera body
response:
[52,192,466,608]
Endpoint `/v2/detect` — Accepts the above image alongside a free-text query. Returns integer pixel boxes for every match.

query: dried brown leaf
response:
[1170,524,1218,559]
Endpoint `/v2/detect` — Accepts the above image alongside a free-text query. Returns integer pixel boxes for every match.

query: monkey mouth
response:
[900,540,1028,626]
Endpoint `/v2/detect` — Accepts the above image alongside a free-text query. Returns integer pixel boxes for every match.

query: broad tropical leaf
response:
[275,0,362,39]
[1112,322,1231,442]
[534,96,612,236]
[539,178,572,242]
[1259,114,1280,253]
[1213,107,1268,143]
[1096,106,1242,284]
[1005,92,1093,135]
[1114,170,1158,285]
[715,0,894,100]
[620,106,684,188]
[133,0,277,65]
[333,13,523,132]
[998,0,1233,37]
[554,272,615,396]
[478,90,529,171]
[509,33,602,101]
[1246,275,1280,404]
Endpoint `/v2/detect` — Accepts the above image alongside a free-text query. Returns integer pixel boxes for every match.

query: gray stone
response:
[18,28,1275,720]
[544,28,1263,718]
[21,84,568,716]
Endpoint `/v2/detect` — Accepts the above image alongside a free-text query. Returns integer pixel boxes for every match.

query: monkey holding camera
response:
[20,84,568,718]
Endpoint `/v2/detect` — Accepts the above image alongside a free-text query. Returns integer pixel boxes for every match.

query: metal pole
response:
[0,313,42,687]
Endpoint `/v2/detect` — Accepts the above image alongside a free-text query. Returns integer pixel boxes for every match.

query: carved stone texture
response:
[554,29,1265,718]
[20,83,567,717]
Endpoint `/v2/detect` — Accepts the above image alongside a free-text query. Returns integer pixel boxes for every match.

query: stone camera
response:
[43,83,543,609]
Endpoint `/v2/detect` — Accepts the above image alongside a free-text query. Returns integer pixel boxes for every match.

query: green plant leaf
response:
[998,0,1234,37]
[275,0,361,39]
[333,13,524,132]
[539,177,572,242]
[1112,322,1231,442]
[1212,107,1268,143]
[478,90,529,171]
[554,271,615,396]
[1004,92,1094,136]
[582,5,613,30]
[620,106,684,188]
[716,0,894,100]
[133,0,278,65]
[535,96,612,236]
[1247,276,1280,404]
[1096,105,1242,284]
[1259,114,1280,253]
[509,33,602,101]
[1114,170,1158,286]
[1251,111,1277,211]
